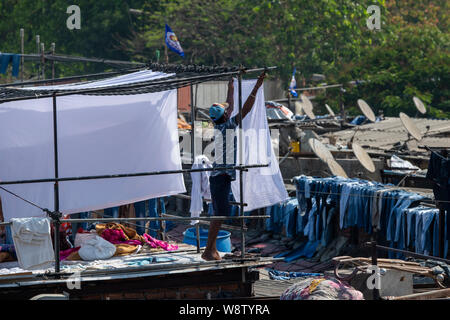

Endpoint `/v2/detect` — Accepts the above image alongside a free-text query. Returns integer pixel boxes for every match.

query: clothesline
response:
[293,188,441,203]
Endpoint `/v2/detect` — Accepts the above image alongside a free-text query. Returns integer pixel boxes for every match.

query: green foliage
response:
[0,0,447,118]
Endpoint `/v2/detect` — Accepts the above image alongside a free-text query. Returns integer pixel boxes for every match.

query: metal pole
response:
[36,35,40,80]
[339,87,345,128]
[439,203,445,258]
[52,93,61,275]
[190,84,196,164]
[367,243,450,265]
[41,43,45,80]
[0,164,268,186]
[51,43,55,80]
[190,83,201,253]
[20,28,24,82]
[0,215,271,226]
[238,70,245,260]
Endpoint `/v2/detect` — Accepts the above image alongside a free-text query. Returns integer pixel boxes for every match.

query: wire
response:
[0,186,48,212]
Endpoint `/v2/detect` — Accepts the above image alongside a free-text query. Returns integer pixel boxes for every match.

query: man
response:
[202,71,266,261]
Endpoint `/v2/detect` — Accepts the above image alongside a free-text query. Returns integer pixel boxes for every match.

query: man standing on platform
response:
[202,71,266,261]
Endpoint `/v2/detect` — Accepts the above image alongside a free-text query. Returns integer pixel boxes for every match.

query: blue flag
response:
[165,24,185,58]
[289,68,298,97]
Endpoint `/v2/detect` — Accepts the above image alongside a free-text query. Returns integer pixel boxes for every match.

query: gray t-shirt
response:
[211,116,238,180]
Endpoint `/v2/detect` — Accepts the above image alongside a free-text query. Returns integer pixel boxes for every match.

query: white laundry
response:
[0,70,186,221]
[78,235,117,261]
[11,217,54,270]
[390,155,419,170]
[230,79,289,211]
[189,155,212,225]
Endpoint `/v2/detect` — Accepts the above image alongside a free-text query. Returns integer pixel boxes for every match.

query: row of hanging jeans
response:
[0,53,20,77]
[289,175,450,258]
[265,197,298,238]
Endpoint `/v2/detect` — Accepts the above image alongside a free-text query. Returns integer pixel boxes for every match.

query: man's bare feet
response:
[201,249,221,261]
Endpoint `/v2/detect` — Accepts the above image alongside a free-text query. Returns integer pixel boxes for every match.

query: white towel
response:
[189,155,212,224]
[11,217,54,270]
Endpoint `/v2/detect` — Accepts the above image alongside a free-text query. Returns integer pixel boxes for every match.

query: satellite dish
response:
[357,99,376,122]
[399,112,423,141]
[294,101,304,115]
[327,159,349,178]
[308,138,348,178]
[413,97,426,114]
[308,138,334,162]
[325,104,336,117]
[301,94,316,119]
[352,142,375,173]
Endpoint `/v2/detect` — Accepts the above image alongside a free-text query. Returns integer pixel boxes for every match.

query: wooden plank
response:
[388,288,450,300]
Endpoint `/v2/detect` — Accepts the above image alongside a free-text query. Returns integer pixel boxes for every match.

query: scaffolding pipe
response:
[0,164,268,186]
[238,70,245,260]
[0,215,270,226]
[52,93,61,275]
[0,66,276,104]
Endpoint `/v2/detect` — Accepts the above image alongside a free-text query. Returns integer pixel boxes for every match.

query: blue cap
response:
[209,103,225,121]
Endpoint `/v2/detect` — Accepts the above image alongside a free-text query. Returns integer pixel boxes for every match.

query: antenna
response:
[308,138,348,178]
[357,99,376,122]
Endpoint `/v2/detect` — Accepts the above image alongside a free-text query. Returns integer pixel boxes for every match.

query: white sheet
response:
[189,155,212,224]
[18,69,174,90]
[0,72,186,221]
[230,79,288,211]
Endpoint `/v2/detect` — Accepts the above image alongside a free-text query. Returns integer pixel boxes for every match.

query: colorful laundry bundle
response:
[280,276,364,300]
[96,222,178,251]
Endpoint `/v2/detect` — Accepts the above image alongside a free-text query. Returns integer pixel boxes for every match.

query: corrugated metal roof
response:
[325,117,450,151]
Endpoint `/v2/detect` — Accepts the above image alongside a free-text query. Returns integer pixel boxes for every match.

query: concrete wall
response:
[279,157,384,182]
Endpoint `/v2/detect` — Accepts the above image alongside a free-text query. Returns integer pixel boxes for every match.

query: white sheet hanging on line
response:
[230,79,288,211]
[0,71,186,221]
[189,155,212,225]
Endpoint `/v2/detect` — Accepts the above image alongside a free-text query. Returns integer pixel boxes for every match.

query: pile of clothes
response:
[280,276,364,300]
[60,222,178,261]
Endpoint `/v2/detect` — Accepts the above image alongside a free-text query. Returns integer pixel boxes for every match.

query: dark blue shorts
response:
[209,174,232,217]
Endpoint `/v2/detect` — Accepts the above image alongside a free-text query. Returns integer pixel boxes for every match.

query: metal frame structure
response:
[0,64,275,277]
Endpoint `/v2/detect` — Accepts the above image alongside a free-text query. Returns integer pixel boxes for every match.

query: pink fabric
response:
[60,247,80,261]
[143,233,178,251]
[100,229,141,246]
[99,228,178,251]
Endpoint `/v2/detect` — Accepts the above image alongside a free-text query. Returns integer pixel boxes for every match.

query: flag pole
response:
[164,44,169,64]
[164,20,169,63]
